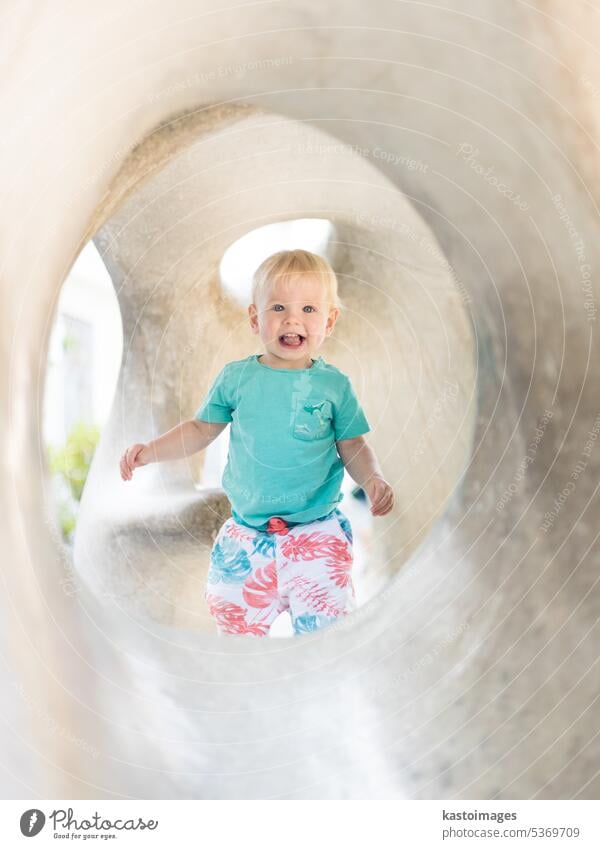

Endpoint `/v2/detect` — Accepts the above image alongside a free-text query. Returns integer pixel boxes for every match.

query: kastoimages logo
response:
[19,809,46,837]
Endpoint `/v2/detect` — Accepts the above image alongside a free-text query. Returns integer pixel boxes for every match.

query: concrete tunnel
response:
[1,1,600,799]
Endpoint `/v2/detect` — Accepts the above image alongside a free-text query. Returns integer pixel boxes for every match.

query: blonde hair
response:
[251,249,340,308]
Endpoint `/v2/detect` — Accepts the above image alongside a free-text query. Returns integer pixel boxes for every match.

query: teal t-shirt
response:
[194,354,370,530]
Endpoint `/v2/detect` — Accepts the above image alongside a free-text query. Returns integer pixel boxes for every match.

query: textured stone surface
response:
[1,0,599,800]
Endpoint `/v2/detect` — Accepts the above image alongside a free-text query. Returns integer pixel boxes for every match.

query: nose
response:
[282,313,303,329]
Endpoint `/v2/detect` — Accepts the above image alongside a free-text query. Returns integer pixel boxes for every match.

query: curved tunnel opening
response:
[58,106,477,639]
[8,5,598,801]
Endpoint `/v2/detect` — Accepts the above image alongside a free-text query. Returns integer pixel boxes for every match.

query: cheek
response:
[260,315,278,338]
[307,317,328,335]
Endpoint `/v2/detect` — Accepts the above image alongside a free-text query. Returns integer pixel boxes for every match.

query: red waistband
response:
[266,516,289,534]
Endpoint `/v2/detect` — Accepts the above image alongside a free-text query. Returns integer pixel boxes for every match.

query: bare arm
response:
[120,419,228,480]
[336,435,383,487]
[141,419,227,463]
[336,435,395,516]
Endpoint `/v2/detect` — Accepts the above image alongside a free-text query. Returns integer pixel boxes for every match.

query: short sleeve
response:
[334,376,370,440]
[194,367,233,423]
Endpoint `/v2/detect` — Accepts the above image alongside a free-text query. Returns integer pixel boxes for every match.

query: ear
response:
[248,303,259,334]
[325,306,340,335]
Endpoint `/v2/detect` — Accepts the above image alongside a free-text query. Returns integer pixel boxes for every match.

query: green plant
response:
[47,421,100,540]
[56,500,77,542]
[62,332,79,353]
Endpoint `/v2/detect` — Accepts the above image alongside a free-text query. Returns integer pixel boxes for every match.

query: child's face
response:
[248,275,339,363]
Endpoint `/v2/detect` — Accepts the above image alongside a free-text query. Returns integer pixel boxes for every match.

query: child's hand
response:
[364,475,395,516]
[119,443,150,481]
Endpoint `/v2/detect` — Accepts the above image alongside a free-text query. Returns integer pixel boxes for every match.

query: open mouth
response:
[278,333,305,348]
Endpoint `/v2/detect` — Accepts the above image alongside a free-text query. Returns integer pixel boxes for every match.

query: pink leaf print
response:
[286,575,344,616]
[205,594,270,636]
[242,560,278,609]
[324,537,353,588]
[225,524,255,544]
[281,532,350,562]
[326,553,353,588]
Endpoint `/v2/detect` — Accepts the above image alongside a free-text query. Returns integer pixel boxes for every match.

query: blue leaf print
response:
[208,536,252,584]
[252,533,276,558]
[293,613,331,634]
[334,509,353,545]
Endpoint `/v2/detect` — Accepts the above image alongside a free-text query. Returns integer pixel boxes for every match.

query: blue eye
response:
[270,303,315,312]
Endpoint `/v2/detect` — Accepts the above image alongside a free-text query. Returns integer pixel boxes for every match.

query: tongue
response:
[280,335,303,347]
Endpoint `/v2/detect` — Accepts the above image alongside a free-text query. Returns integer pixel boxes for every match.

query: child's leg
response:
[204,517,285,637]
[278,509,356,635]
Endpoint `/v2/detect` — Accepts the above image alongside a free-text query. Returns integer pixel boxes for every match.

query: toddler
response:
[120,249,394,637]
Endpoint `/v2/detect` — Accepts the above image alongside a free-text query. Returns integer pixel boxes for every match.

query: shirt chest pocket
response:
[291,398,334,441]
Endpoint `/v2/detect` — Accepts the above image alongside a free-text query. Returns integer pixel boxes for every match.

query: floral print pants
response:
[205,509,356,637]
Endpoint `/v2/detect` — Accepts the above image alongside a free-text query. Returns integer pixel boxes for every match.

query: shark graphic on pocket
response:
[291,398,334,441]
